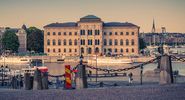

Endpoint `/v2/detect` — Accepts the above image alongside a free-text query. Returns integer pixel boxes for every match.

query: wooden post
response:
[76,64,88,89]
[33,69,43,90]
[24,73,32,90]
[159,55,173,85]
[41,72,48,89]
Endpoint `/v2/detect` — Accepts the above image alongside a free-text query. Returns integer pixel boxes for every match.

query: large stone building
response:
[44,15,139,56]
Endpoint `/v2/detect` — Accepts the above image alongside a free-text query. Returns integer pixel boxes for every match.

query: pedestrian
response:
[128,72,133,85]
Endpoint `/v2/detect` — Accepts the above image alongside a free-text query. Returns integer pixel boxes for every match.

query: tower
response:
[151,19,156,33]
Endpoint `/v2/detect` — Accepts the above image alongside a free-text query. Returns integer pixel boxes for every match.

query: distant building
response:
[44,15,140,56]
[0,25,27,53]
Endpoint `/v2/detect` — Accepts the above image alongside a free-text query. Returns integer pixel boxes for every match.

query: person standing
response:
[128,72,133,85]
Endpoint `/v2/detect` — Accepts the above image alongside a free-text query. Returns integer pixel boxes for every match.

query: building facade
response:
[44,15,139,56]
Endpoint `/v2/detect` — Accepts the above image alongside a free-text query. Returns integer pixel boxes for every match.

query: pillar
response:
[76,64,88,89]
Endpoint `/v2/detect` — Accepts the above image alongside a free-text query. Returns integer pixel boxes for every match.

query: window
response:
[131,39,135,45]
[104,32,106,35]
[52,39,56,45]
[95,30,100,35]
[81,47,84,53]
[58,49,61,52]
[64,48,66,52]
[132,32,135,35]
[120,48,123,53]
[64,32,66,35]
[126,32,129,35]
[53,32,56,35]
[47,32,50,35]
[104,39,107,45]
[58,39,61,45]
[88,39,92,45]
[69,39,72,45]
[126,39,129,46]
[88,30,92,35]
[95,39,100,45]
[109,39,112,45]
[69,32,72,35]
[120,39,123,45]
[104,49,106,54]
[109,32,112,35]
[75,32,77,35]
[95,47,99,53]
[88,47,92,54]
[58,32,61,35]
[81,39,85,45]
[114,39,118,45]
[115,32,118,35]
[114,48,117,53]
[120,32,123,35]
[47,39,50,45]
[126,48,129,53]
[108,48,112,52]
[47,48,50,52]
[74,39,78,45]
[75,49,77,52]
[132,48,134,53]
[53,49,55,52]
[64,39,67,45]
[80,30,85,35]
[69,49,72,52]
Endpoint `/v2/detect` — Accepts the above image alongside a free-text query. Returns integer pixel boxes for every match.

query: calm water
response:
[2,62,185,76]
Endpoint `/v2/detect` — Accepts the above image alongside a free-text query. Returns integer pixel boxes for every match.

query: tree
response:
[27,27,44,52]
[139,37,146,50]
[2,30,19,52]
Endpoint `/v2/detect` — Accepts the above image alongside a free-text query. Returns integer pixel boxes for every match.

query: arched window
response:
[120,39,123,45]
[64,48,66,52]
[126,48,129,53]
[114,39,118,45]
[114,48,117,53]
[52,39,56,45]
[131,39,135,45]
[69,49,72,52]
[132,48,134,53]
[58,39,61,45]
[69,39,72,45]
[47,39,50,45]
[81,47,84,54]
[109,39,112,45]
[88,47,92,54]
[47,48,50,52]
[58,49,61,52]
[104,39,107,45]
[120,48,123,53]
[126,39,129,46]
[74,39,78,45]
[95,47,99,53]
[64,39,66,45]
[53,49,55,52]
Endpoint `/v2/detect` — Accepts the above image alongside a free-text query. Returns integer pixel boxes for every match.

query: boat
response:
[0,56,30,64]
[88,57,133,64]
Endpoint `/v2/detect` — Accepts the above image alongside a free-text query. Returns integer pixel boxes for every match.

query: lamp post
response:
[95,51,98,83]
[1,65,4,86]
[80,54,84,65]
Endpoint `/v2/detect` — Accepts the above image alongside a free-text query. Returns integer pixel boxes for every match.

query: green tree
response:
[2,30,19,52]
[27,27,44,52]
[139,37,146,50]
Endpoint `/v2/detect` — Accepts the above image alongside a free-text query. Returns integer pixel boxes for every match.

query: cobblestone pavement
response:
[0,84,185,100]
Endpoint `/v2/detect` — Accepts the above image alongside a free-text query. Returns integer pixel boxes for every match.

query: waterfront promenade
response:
[0,84,185,100]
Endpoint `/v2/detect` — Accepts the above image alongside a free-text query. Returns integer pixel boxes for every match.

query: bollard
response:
[159,55,173,85]
[65,65,72,89]
[33,68,43,90]
[76,64,88,89]
[41,72,48,89]
[100,82,103,87]
[24,73,32,90]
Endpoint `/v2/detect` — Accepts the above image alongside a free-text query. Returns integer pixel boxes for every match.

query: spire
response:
[151,19,156,33]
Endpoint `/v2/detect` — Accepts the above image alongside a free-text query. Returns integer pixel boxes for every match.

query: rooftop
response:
[44,22,77,28]
[104,22,139,27]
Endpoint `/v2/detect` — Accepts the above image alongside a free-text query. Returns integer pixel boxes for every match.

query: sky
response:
[0,0,185,33]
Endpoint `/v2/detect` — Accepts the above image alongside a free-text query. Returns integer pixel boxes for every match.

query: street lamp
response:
[1,65,4,86]
[80,54,84,65]
[95,50,98,83]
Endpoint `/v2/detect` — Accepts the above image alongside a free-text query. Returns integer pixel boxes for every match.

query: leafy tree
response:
[139,37,146,50]
[27,27,44,53]
[2,30,19,52]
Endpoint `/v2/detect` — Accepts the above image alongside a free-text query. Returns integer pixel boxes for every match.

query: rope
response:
[171,55,185,62]
[86,56,160,72]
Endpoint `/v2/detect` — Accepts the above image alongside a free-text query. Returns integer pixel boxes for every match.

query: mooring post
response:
[24,73,32,90]
[33,68,43,90]
[140,65,143,85]
[76,64,88,89]
[41,72,48,89]
[159,55,173,85]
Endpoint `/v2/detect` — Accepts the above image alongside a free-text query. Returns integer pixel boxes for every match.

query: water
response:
[2,62,185,76]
